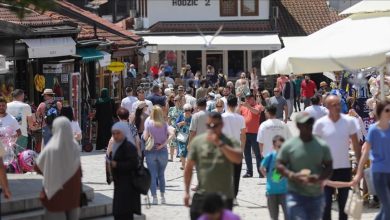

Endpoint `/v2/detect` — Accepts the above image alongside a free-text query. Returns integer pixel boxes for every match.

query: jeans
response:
[42,126,52,147]
[373,172,390,220]
[287,192,325,220]
[145,148,168,196]
[267,194,287,220]
[233,162,242,197]
[244,133,262,176]
[323,168,351,220]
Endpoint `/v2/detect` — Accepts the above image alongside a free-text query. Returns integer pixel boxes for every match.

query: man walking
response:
[270,88,288,123]
[313,95,360,220]
[132,87,153,115]
[283,76,296,120]
[196,80,208,100]
[147,85,166,107]
[121,87,138,114]
[188,98,208,144]
[36,89,61,145]
[240,94,263,178]
[7,89,33,149]
[277,112,333,220]
[184,112,242,220]
[304,95,328,121]
[257,105,291,157]
[222,95,246,203]
[301,75,317,109]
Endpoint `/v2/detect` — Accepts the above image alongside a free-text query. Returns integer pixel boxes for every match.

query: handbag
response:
[344,186,363,219]
[144,126,154,151]
[132,158,151,195]
[176,132,189,143]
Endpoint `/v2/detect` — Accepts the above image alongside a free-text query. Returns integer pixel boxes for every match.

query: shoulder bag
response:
[132,158,151,195]
[144,126,154,151]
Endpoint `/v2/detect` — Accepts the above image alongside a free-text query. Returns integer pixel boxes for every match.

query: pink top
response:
[276,76,288,91]
[198,210,240,220]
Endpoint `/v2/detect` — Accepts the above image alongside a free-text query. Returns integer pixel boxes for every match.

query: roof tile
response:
[0,6,64,27]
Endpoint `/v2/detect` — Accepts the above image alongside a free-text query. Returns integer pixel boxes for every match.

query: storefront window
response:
[228,51,244,78]
[186,51,201,74]
[220,0,238,16]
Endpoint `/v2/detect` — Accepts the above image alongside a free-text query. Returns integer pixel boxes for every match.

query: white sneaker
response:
[152,196,158,205]
[161,196,166,204]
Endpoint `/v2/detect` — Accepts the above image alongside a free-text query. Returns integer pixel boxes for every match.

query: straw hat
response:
[136,101,147,110]
[320,81,328,87]
[42,88,55,96]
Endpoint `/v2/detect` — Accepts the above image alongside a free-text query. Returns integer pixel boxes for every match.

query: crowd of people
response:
[0,64,389,220]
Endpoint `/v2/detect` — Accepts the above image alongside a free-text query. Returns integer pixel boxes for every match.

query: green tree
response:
[0,0,56,19]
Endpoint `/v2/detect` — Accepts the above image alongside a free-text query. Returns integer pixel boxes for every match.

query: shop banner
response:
[107,62,125,72]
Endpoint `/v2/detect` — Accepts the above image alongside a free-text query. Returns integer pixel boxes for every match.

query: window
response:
[241,0,259,16]
[220,0,238,16]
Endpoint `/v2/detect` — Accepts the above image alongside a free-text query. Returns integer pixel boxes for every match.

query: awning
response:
[21,37,76,58]
[142,34,281,51]
[76,48,104,62]
[99,51,111,67]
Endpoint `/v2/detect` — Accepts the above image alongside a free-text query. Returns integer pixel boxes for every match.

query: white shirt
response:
[304,105,328,121]
[221,97,228,111]
[0,114,20,135]
[121,96,138,114]
[222,111,246,144]
[313,114,359,169]
[185,94,197,108]
[131,100,153,115]
[257,119,292,156]
[7,101,32,137]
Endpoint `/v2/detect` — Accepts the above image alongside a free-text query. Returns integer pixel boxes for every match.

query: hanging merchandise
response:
[34,74,46,92]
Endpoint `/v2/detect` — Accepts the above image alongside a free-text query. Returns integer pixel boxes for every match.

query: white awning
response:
[281,36,306,47]
[143,34,281,51]
[21,37,76,58]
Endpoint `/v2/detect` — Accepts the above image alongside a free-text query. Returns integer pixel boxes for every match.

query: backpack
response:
[218,74,226,87]
[44,101,59,127]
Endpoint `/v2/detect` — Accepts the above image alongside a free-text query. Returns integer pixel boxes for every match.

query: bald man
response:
[313,95,360,220]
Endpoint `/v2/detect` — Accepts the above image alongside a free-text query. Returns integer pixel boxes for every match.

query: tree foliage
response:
[0,0,56,19]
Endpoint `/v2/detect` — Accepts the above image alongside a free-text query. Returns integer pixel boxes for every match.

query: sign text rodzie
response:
[172,0,211,6]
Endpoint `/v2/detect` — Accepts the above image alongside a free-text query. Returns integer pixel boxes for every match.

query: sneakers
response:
[242,173,253,178]
[161,193,166,204]
[152,196,158,205]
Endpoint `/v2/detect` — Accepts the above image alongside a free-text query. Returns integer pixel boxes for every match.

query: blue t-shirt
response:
[366,123,390,173]
[261,151,287,195]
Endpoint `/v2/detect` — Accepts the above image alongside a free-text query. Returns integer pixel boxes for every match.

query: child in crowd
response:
[260,135,287,220]
[198,193,240,220]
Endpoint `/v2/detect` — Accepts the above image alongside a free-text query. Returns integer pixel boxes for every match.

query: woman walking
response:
[175,104,192,170]
[94,88,115,150]
[109,122,141,220]
[144,106,174,205]
[354,100,390,220]
[35,117,81,220]
[168,96,183,161]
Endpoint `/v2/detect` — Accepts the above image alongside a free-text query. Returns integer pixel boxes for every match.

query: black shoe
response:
[242,173,253,178]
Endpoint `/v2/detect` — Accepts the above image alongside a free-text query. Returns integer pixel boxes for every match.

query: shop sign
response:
[43,64,63,74]
[107,61,125,72]
[171,0,211,6]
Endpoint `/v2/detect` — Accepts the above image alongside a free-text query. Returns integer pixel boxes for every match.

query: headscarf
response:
[111,122,130,158]
[36,117,80,200]
[96,88,111,104]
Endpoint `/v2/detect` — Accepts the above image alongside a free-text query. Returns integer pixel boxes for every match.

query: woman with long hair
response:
[109,122,141,220]
[168,96,183,161]
[94,88,115,150]
[144,106,174,205]
[36,117,81,219]
[354,100,390,220]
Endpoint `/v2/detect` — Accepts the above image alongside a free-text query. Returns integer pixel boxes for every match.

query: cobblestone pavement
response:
[81,119,378,220]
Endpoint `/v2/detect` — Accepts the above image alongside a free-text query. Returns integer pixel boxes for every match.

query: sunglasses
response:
[184,109,192,112]
[206,123,221,129]
[273,91,280,93]
[216,105,223,108]
[174,99,180,102]
[178,89,184,92]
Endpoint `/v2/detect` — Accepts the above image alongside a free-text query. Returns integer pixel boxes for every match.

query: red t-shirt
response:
[240,104,263,134]
[150,66,159,77]
[301,80,317,98]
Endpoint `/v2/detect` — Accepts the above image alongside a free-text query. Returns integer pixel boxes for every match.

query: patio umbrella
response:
[261,11,390,75]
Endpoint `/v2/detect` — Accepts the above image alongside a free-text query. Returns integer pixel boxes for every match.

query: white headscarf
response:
[111,122,129,158]
[36,117,80,200]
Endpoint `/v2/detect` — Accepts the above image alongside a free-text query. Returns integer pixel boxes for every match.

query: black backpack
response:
[218,74,227,87]
[44,101,59,127]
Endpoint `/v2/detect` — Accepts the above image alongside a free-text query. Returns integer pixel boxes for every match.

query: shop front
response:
[143,34,281,79]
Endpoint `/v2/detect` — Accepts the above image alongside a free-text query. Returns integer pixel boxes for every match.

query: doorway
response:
[206,52,223,73]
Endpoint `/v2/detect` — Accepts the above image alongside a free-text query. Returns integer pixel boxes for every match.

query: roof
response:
[277,0,343,36]
[0,5,63,27]
[56,0,140,41]
[148,20,273,34]
[45,10,137,47]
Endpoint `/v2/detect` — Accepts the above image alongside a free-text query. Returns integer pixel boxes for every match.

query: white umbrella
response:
[261,12,390,75]
[340,0,390,15]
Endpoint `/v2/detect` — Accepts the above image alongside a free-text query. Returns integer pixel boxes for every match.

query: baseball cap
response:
[295,112,314,124]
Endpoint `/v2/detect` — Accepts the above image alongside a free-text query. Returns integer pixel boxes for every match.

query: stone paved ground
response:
[81,118,379,220]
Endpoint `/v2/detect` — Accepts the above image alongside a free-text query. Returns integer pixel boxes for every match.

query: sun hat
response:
[42,89,55,96]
